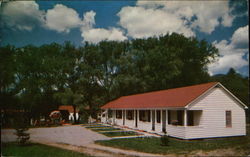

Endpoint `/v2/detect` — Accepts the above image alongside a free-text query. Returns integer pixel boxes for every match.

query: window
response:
[126,110,134,120]
[116,110,122,119]
[168,110,184,125]
[139,110,151,122]
[226,111,232,127]
[156,110,161,123]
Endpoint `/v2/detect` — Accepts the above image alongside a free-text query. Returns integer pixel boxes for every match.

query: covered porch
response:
[101,108,203,139]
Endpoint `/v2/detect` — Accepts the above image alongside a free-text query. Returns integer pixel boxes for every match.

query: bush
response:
[13,112,30,145]
[15,128,30,145]
[161,132,169,146]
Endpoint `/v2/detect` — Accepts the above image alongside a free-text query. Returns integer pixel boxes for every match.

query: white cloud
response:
[80,11,127,44]
[81,11,96,30]
[44,5,127,43]
[45,4,82,33]
[208,52,248,75]
[1,1,45,31]
[118,6,194,38]
[81,28,127,44]
[208,26,249,75]
[231,25,249,48]
[135,1,234,34]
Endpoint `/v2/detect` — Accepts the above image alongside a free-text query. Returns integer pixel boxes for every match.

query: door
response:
[162,110,166,133]
[135,110,138,127]
[177,110,184,125]
[152,110,155,131]
[187,111,194,126]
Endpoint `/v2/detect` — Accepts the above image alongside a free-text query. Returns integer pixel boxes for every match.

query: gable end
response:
[186,83,248,109]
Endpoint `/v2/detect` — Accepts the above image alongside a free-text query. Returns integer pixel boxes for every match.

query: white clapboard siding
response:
[155,123,162,132]
[137,121,152,131]
[115,118,123,126]
[166,125,186,138]
[187,87,246,139]
[125,120,135,128]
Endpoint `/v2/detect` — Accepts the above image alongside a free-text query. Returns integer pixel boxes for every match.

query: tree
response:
[211,68,249,105]
[0,45,17,111]
[0,33,227,125]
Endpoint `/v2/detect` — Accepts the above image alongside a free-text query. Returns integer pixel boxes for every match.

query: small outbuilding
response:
[58,105,79,122]
[101,82,248,139]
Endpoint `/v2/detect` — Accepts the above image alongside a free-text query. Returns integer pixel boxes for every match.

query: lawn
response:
[85,125,112,128]
[81,123,104,126]
[96,135,250,155]
[101,131,141,137]
[91,128,121,132]
[2,142,90,157]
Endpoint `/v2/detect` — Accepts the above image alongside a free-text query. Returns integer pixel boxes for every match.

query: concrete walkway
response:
[1,125,164,157]
[2,125,110,146]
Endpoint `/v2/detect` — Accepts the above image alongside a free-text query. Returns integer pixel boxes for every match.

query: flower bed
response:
[101,131,141,137]
[85,125,112,128]
[91,128,121,132]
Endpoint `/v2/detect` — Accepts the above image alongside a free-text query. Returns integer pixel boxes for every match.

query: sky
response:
[0,0,249,76]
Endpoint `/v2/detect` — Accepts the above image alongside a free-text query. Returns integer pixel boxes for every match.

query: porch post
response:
[124,110,126,125]
[113,110,116,125]
[122,110,125,125]
[151,110,153,124]
[137,110,139,127]
[134,109,136,127]
[166,109,168,126]
[184,109,187,126]
[105,109,108,123]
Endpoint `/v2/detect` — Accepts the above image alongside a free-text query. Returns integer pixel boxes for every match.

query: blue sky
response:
[0,0,249,76]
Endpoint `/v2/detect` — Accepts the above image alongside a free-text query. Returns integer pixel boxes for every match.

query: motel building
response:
[101,82,248,139]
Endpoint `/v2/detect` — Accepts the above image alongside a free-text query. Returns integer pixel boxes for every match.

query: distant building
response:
[58,105,79,122]
[101,82,248,139]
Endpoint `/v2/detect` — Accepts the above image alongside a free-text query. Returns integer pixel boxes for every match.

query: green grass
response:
[96,135,250,155]
[101,131,141,137]
[91,128,121,132]
[81,123,104,126]
[2,142,90,157]
[85,126,112,128]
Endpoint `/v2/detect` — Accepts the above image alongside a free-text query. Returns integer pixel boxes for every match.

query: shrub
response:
[13,112,30,145]
[161,132,169,146]
[15,128,30,145]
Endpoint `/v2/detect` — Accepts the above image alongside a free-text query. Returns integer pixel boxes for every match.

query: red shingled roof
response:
[101,82,218,109]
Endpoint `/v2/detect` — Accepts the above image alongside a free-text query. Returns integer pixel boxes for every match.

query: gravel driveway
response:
[1,125,111,146]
